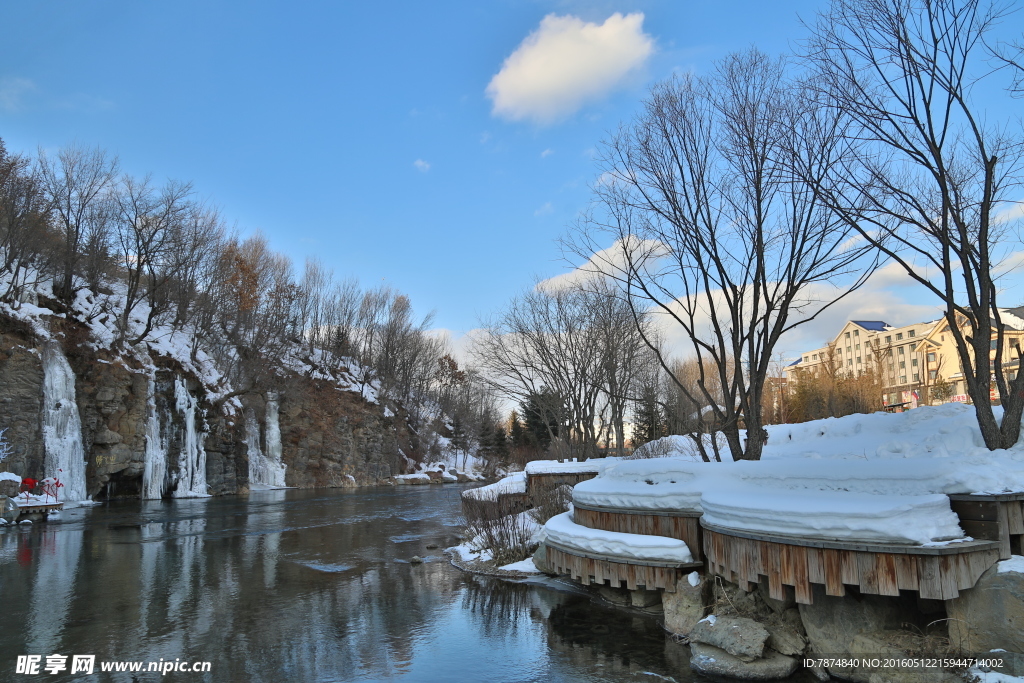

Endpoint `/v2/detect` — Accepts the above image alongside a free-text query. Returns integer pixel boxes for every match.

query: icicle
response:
[264,392,286,487]
[41,341,89,502]
[247,393,286,489]
[172,378,208,498]
[141,373,167,500]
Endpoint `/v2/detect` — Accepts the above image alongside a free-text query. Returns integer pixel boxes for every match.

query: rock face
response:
[532,542,555,575]
[689,615,769,662]
[689,642,798,680]
[947,557,1024,656]
[0,314,413,498]
[663,572,712,636]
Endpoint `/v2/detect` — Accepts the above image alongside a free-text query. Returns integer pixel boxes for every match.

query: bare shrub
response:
[460,493,534,566]
[528,483,572,526]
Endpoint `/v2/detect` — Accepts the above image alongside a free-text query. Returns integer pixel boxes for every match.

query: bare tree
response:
[804,0,1024,449]
[37,145,119,304]
[574,49,874,461]
[112,175,195,343]
[0,141,49,304]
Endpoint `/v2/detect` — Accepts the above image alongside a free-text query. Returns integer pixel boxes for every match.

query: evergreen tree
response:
[632,388,664,447]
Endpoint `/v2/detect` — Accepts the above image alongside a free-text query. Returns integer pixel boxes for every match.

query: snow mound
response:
[462,472,526,501]
[572,459,709,511]
[540,511,694,564]
[525,458,619,475]
[701,487,964,544]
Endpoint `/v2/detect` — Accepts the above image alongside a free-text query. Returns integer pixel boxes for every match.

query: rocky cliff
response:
[0,312,411,500]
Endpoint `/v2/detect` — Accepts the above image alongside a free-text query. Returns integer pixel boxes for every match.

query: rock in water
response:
[689,642,797,680]
[689,615,769,662]
[662,572,711,637]
[425,543,439,550]
[409,556,423,564]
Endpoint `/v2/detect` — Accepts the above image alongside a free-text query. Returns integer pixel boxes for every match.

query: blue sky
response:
[0,0,1021,358]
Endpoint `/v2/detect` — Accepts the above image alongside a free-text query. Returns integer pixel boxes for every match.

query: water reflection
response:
[0,486,724,682]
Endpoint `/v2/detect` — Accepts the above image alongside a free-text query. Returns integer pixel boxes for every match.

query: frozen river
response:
[0,484,720,682]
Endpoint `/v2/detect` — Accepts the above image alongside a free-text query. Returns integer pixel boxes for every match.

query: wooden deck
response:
[15,501,63,521]
[948,492,1024,560]
[702,522,1001,604]
[571,502,703,562]
[545,540,702,593]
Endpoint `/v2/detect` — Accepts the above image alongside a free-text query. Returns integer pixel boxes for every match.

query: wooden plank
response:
[840,550,859,586]
[949,500,999,522]
[938,555,960,600]
[780,544,797,588]
[768,543,785,601]
[824,549,845,597]
[997,502,1012,560]
[1006,501,1024,535]
[918,556,942,600]
[959,520,1001,542]
[875,554,900,596]
[858,552,879,594]
[894,554,918,591]
[806,547,825,585]
[792,546,812,605]
[955,554,974,591]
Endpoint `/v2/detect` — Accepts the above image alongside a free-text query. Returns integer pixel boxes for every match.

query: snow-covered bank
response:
[567,404,1024,545]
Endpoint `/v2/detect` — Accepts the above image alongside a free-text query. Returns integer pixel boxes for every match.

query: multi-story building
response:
[787,311,1024,411]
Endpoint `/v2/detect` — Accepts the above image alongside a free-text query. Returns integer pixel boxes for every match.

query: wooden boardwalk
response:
[571,502,703,562]
[702,523,1000,603]
[545,540,702,593]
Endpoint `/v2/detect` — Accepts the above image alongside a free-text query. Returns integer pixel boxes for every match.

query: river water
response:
[1,485,784,682]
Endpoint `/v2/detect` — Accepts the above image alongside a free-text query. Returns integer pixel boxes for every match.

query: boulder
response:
[531,542,556,575]
[630,588,662,609]
[799,584,906,680]
[455,472,476,483]
[663,571,712,636]
[598,585,631,606]
[947,556,1024,656]
[689,642,798,680]
[0,478,19,497]
[849,632,961,683]
[1,495,18,523]
[689,615,769,662]
[764,621,806,656]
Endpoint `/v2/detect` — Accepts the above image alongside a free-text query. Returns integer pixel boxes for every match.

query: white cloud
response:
[534,201,554,216]
[486,13,654,125]
[413,159,431,172]
[541,148,554,158]
[995,199,1024,225]
[0,77,35,111]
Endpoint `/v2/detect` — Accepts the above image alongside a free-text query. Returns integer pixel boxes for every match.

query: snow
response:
[539,511,694,564]
[687,571,700,587]
[698,614,716,625]
[561,404,1024,545]
[525,458,619,475]
[462,472,527,501]
[498,557,543,573]
[0,472,20,483]
[997,555,1024,574]
[700,488,963,544]
[395,473,431,482]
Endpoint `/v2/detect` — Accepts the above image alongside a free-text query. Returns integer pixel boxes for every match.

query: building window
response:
[812,354,817,360]
[896,332,904,340]
[845,332,851,339]
[913,373,920,381]
[803,356,808,362]
[912,358,918,367]
[848,359,853,367]
[929,370,938,380]
[900,361,906,369]
[909,330,916,338]
[900,375,907,383]
[885,335,892,343]
[898,346,905,355]
[854,330,859,337]
[857,357,862,364]
[927,352,936,362]
[991,339,998,350]
[855,343,860,350]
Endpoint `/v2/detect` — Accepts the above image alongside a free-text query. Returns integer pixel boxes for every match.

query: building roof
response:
[850,320,891,332]
[788,359,801,366]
